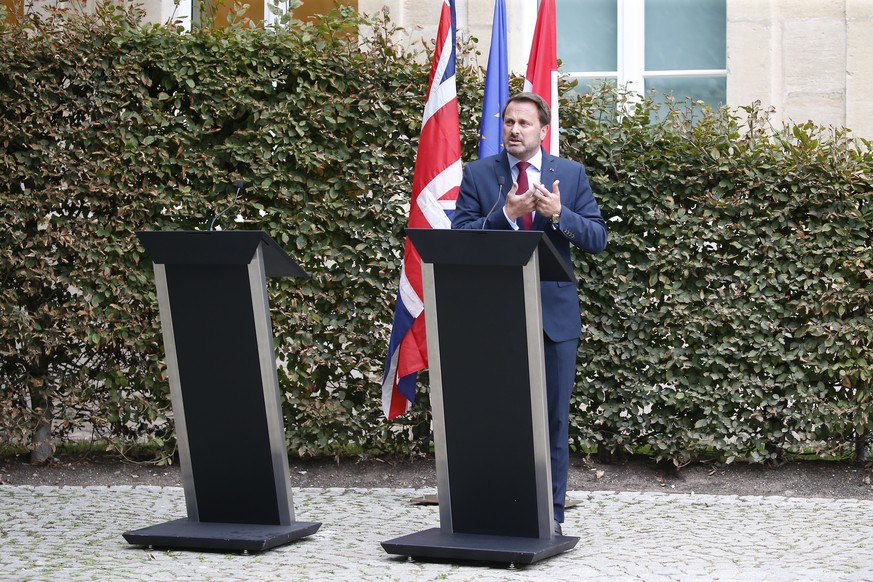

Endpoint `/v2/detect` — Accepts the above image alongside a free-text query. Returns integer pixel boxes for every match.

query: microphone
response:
[208,179,245,231]
[481,175,506,229]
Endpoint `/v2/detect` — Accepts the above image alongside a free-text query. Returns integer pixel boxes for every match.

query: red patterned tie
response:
[516,161,532,230]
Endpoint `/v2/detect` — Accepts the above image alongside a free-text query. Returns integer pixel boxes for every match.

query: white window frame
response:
[564,0,727,98]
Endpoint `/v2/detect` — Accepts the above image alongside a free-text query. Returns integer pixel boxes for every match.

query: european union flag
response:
[477,0,509,159]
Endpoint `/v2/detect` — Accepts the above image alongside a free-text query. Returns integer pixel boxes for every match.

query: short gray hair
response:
[503,92,551,127]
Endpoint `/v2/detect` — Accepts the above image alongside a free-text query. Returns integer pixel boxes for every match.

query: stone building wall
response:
[729,0,873,136]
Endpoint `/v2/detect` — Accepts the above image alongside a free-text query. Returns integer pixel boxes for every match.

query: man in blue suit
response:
[451,92,607,535]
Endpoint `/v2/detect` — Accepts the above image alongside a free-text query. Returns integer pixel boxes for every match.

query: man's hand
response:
[503,181,536,221]
[533,180,562,219]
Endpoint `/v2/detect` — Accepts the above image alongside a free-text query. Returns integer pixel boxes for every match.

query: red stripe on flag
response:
[524,0,558,154]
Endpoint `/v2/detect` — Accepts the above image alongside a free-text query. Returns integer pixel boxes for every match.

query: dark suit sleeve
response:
[452,162,513,230]
[552,162,607,254]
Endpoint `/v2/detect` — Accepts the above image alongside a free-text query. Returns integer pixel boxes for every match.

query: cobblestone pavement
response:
[2,485,873,581]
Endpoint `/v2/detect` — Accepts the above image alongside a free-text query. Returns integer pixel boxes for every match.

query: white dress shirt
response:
[503,149,543,229]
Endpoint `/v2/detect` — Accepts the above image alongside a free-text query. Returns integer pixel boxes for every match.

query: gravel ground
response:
[2,451,873,500]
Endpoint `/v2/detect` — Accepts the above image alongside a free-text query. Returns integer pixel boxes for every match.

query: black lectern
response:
[123,230,320,553]
[381,229,579,565]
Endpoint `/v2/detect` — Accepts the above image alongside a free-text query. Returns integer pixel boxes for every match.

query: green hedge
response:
[1,5,870,465]
[563,91,872,463]
[0,5,478,461]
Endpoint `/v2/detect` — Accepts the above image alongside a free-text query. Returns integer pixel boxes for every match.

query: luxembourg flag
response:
[523,0,559,155]
[381,0,462,419]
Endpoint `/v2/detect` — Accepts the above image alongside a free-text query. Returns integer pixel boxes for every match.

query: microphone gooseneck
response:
[481,175,506,229]
[209,179,246,231]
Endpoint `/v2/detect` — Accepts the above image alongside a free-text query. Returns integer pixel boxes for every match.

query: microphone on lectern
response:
[208,179,245,231]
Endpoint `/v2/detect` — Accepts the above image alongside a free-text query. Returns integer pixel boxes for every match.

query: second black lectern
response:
[381,229,579,565]
[123,230,320,552]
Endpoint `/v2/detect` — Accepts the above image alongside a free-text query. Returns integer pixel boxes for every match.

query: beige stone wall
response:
[729,0,873,137]
[140,0,188,28]
[359,0,535,73]
[845,0,873,138]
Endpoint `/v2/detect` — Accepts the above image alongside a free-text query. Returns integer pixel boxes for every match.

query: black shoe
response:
[553,520,562,536]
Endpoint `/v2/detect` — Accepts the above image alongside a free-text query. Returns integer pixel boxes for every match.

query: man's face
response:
[502,100,548,161]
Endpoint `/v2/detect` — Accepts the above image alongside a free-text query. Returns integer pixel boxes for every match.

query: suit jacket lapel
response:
[540,149,557,191]
[494,153,512,195]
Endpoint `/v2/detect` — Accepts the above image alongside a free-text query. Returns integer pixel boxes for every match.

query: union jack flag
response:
[381,0,461,419]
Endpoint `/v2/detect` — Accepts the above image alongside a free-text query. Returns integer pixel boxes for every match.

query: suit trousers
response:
[544,334,579,524]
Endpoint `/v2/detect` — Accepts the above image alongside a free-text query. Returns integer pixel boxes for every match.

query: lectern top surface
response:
[137,230,309,278]
[406,229,574,283]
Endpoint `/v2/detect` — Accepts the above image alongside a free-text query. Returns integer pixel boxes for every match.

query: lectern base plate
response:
[381,527,578,565]
[123,518,320,553]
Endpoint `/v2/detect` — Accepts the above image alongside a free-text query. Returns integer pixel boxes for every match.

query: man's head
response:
[502,92,551,161]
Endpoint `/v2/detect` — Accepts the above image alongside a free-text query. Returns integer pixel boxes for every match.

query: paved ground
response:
[2,485,873,581]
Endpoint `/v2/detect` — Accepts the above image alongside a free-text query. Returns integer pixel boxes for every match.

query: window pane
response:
[645,76,726,109]
[570,77,618,96]
[557,0,617,72]
[645,0,726,71]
